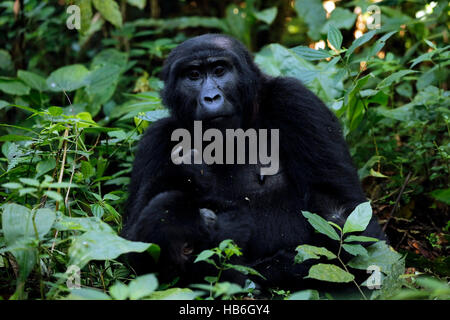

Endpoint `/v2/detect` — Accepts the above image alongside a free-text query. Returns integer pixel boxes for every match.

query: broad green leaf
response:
[294,0,326,40]
[291,46,332,61]
[302,211,340,241]
[103,193,120,201]
[36,159,56,178]
[67,288,111,300]
[48,106,63,117]
[322,8,356,32]
[128,274,158,300]
[2,204,56,284]
[54,216,114,233]
[342,244,369,257]
[348,241,402,273]
[127,0,146,10]
[253,7,278,25]
[288,289,320,300]
[18,70,48,91]
[344,235,379,243]
[194,249,215,263]
[148,288,199,300]
[295,244,336,263]
[0,49,13,71]
[47,65,90,92]
[93,0,123,28]
[68,231,152,268]
[109,281,129,300]
[90,204,105,219]
[429,188,450,205]
[306,264,354,283]
[0,78,30,96]
[327,25,343,50]
[138,109,170,122]
[342,202,373,234]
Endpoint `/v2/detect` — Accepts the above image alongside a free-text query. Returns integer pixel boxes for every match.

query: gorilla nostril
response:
[204,94,222,103]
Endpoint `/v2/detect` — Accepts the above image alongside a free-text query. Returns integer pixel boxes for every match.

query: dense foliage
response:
[0,0,448,300]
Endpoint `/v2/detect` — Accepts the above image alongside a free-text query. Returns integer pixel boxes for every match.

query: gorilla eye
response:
[214,66,226,77]
[187,69,201,80]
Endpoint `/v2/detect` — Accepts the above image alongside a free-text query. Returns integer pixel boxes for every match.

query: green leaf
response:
[194,249,215,263]
[148,288,199,300]
[342,202,373,234]
[295,244,336,263]
[429,188,450,205]
[44,190,63,202]
[253,7,278,25]
[128,274,158,300]
[36,159,56,178]
[138,109,169,122]
[294,0,326,40]
[0,49,13,71]
[47,65,90,92]
[127,0,146,10]
[103,193,120,201]
[0,78,30,96]
[90,204,105,219]
[327,25,343,50]
[68,231,151,268]
[288,289,319,300]
[80,161,95,179]
[109,281,129,300]
[345,30,377,58]
[93,0,123,28]
[2,204,56,283]
[344,235,379,243]
[306,264,354,283]
[19,178,40,187]
[224,263,266,279]
[18,70,48,92]
[67,288,111,300]
[291,46,332,61]
[322,8,356,32]
[377,70,417,89]
[0,134,32,142]
[54,216,114,233]
[48,106,63,117]
[342,244,369,257]
[302,211,340,241]
[348,241,402,273]
[2,182,22,189]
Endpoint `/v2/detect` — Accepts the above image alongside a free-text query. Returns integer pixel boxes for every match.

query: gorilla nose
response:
[202,93,223,107]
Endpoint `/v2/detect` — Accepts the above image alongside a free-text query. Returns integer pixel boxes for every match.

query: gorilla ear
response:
[199,208,217,227]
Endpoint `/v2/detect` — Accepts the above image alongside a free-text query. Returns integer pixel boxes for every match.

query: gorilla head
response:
[161,34,262,129]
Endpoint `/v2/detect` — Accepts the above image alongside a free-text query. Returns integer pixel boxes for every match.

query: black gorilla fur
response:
[121,34,386,289]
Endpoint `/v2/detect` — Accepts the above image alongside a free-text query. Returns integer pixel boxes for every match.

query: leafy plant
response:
[192,239,264,299]
[295,202,403,300]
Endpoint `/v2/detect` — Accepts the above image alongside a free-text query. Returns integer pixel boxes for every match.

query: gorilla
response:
[121,34,386,289]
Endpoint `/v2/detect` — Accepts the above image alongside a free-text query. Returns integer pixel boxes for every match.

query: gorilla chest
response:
[186,163,293,208]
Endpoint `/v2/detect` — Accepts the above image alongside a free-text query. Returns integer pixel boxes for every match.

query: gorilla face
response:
[177,56,242,129]
[161,34,262,129]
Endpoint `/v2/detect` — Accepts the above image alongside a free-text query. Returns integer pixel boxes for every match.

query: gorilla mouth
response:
[204,114,233,123]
